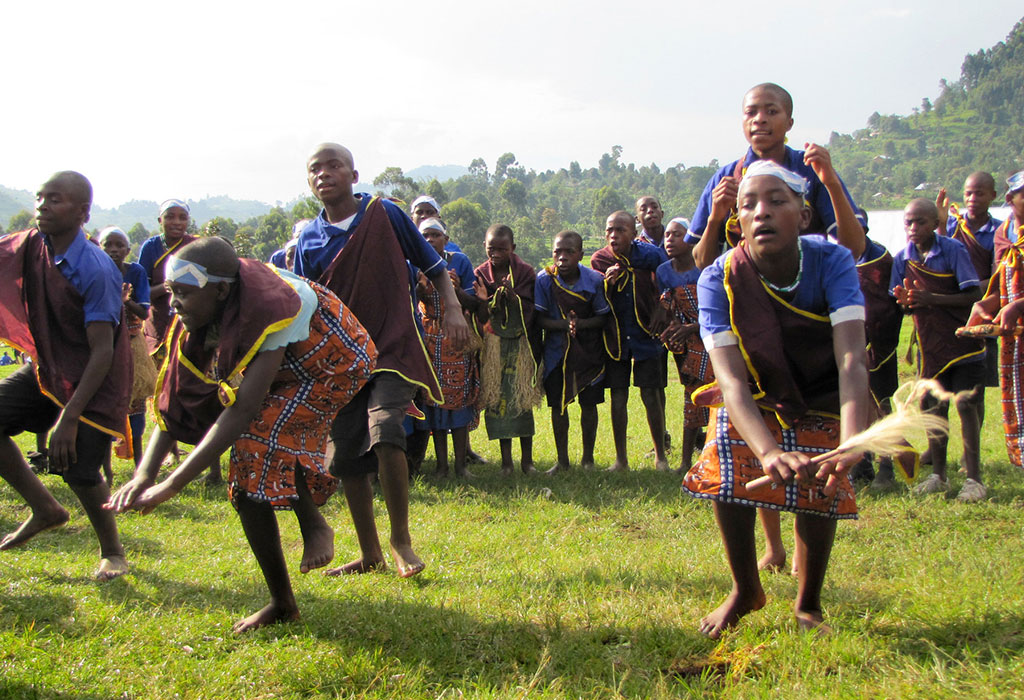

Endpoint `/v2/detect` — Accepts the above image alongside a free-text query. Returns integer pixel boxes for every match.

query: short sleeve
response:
[697,260,736,347]
[534,274,552,313]
[383,200,447,278]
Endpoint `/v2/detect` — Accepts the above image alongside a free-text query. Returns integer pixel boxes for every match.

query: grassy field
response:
[1,350,1023,699]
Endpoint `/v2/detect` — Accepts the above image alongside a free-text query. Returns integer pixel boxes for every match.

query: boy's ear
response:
[215,281,233,301]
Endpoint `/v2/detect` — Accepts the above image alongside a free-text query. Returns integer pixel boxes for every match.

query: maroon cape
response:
[144,234,196,353]
[590,245,659,341]
[696,244,840,426]
[993,215,1020,275]
[856,243,902,372]
[547,268,618,412]
[950,215,995,285]
[0,229,131,438]
[904,260,984,379]
[474,254,537,336]
[155,260,302,444]
[319,197,442,403]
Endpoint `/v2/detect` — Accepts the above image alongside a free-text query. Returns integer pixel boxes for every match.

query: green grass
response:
[1,342,1023,699]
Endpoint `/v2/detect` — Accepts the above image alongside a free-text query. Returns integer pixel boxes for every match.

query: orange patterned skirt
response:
[682,406,857,519]
[229,284,376,509]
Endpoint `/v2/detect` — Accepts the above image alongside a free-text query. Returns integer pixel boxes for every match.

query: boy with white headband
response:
[107,237,376,632]
[683,159,870,637]
[968,170,1024,469]
[0,172,131,580]
[687,82,865,270]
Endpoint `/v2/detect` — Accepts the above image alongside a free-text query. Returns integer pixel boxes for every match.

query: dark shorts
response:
[983,337,999,388]
[604,351,667,390]
[329,372,418,479]
[869,351,899,408]
[0,365,110,486]
[936,360,986,398]
[543,368,604,408]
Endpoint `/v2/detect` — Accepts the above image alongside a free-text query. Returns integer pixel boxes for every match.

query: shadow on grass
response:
[0,680,113,700]
[0,592,76,627]
[881,611,1024,661]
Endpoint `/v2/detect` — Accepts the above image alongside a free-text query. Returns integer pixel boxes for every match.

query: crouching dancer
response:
[682,161,870,637]
[107,238,376,632]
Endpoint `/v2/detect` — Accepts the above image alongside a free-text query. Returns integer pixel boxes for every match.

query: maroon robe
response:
[546,268,618,412]
[0,229,131,438]
[319,197,443,403]
[949,214,994,285]
[903,260,985,379]
[155,260,302,444]
[695,244,840,427]
[144,234,196,353]
[856,244,902,372]
[590,245,659,343]
[993,215,1020,274]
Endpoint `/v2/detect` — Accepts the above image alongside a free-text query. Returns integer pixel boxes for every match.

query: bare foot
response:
[795,609,832,636]
[655,458,670,472]
[581,460,595,471]
[757,550,787,573]
[323,557,385,575]
[544,463,570,476]
[95,555,129,581]
[521,462,537,475]
[390,542,425,578]
[467,449,487,465]
[606,460,629,473]
[0,507,70,551]
[698,589,767,639]
[454,468,475,479]
[500,465,513,477]
[204,468,223,486]
[432,467,450,480]
[299,523,335,573]
[232,602,300,634]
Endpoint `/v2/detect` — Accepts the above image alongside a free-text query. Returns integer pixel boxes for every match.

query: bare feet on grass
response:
[299,523,335,573]
[699,588,767,639]
[521,462,537,475]
[0,506,70,550]
[323,557,386,576]
[390,542,425,578]
[655,457,670,472]
[232,602,299,634]
[606,460,628,473]
[95,555,129,581]
[580,460,595,472]
[794,608,832,636]
[757,550,786,573]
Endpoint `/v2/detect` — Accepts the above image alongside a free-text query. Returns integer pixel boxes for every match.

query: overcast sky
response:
[3,1,1021,208]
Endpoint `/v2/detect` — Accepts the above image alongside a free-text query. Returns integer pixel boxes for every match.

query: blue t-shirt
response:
[685,146,864,244]
[50,230,123,327]
[656,260,701,293]
[698,236,864,349]
[535,265,610,377]
[445,250,476,293]
[121,261,151,310]
[944,214,1003,252]
[295,194,446,283]
[600,240,669,360]
[137,234,180,280]
[889,235,979,294]
[269,248,287,269]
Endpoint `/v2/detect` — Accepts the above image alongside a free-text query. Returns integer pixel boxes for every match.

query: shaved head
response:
[46,171,92,206]
[965,171,996,192]
[745,82,793,117]
[308,142,354,169]
[607,210,635,229]
[176,236,240,278]
[905,197,939,220]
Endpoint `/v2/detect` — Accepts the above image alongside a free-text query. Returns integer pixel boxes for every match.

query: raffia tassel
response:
[745,380,952,492]
[478,333,502,410]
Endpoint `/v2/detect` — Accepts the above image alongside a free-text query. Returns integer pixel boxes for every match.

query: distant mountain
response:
[406,165,468,182]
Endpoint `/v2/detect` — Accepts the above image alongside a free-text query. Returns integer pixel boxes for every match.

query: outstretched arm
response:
[804,143,865,260]
[693,177,738,269]
[108,346,287,513]
[429,268,470,348]
[815,319,869,492]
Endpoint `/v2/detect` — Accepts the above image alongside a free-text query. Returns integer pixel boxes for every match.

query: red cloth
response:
[0,229,131,438]
[949,215,994,284]
[474,254,537,331]
[856,246,902,373]
[903,260,984,379]
[144,235,196,353]
[319,197,443,403]
[156,259,302,443]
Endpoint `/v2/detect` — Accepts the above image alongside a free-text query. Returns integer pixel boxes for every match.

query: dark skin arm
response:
[122,283,149,320]
[536,312,605,333]
[694,176,738,269]
[105,346,287,513]
[804,142,866,260]
[893,279,982,310]
[49,322,114,471]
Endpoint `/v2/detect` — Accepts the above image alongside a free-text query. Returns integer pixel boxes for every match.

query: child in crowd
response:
[534,230,614,472]
[416,218,480,479]
[967,171,1024,469]
[687,82,865,269]
[590,211,669,471]
[98,226,154,470]
[107,237,376,632]
[993,172,1024,261]
[138,199,195,354]
[0,171,131,580]
[683,161,869,637]
[473,224,540,475]
[655,217,711,474]
[891,198,985,502]
[636,196,666,247]
[295,143,469,577]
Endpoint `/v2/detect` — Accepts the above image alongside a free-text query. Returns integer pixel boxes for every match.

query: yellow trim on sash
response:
[760,282,830,322]
[933,349,987,380]
[856,248,888,268]
[152,237,188,270]
[948,204,980,246]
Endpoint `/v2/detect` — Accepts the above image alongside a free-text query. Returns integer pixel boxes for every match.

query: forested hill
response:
[827,18,1024,209]
[2,17,1021,267]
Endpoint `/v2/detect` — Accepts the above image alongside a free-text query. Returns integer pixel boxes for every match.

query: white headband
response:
[165,255,234,288]
[744,160,808,196]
